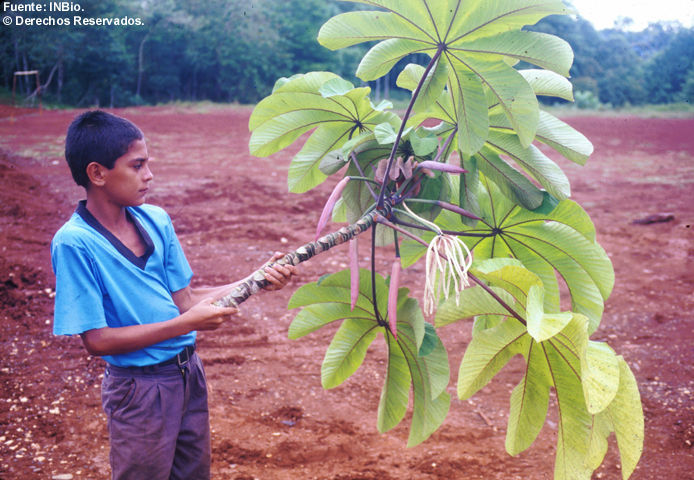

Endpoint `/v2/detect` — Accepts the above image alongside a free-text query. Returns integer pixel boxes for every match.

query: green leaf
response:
[475,147,545,209]
[580,341,620,415]
[439,260,641,476]
[288,303,371,339]
[587,357,645,478]
[471,314,506,335]
[319,150,347,175]
[536,111,594,165]
[436,285,515,327]
[519,69,574,101]
[418,322,438,357]
[457,318,528,399]
[409,389,450,448]
[601,357,644,479]
[252,72,339,128]
[409,128,439,157]
[471,258,539,302]
[526,285,572,342]
[248,72,400,193]
[288,268,450,446]
[288,269,379,311]
[378,333,410,432]
[485,130,571,202]
[318,0,571,156]
[402,86,589,212]
[545,316,594,480]
[374,122,402,145]
[506,339,552,455]
[396,61,449,113]
[397,320,451,447]
[460,56,539,148]
[437,179,614,332]
[322,318,378,389]
[458,155,482,226]
[319,77,356,97]
[448,66,489,155]
[359,39,430,81]
[318,9,430,50]
[451,30,573,77]
[288,124,349,192]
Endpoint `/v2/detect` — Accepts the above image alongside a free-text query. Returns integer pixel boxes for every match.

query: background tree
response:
[1,0,692,107]
[643,28,694,103]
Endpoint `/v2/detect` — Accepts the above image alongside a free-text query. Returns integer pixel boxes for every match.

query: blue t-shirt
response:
[51,201,194,367]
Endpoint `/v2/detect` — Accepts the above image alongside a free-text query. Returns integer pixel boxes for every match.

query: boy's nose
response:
[143,165,154,182]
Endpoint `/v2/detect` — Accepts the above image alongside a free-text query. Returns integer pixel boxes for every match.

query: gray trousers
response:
[102,353,211,480]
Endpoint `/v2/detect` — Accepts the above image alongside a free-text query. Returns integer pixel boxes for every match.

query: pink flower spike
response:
[388,259,401,339]
[349,238,359,311]
[417,160,467,175]
[315,176,350,241]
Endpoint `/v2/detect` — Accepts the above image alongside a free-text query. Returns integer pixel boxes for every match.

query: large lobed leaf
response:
[402,178,614,333]
[318,0,573,156]
[434,259,643,479]
[288,268,450,446]
[248,72,400,193]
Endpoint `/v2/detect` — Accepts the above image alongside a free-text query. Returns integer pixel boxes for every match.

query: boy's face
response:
[97,139,153,207]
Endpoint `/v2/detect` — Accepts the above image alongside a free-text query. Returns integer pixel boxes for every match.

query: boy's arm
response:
[82,252,296,357]
[80,297,237,357]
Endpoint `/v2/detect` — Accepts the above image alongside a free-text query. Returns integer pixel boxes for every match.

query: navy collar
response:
[76,200,154,269]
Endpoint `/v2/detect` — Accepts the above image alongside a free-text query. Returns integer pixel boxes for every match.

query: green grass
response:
[2,84,691,118]
[542,102,694,118]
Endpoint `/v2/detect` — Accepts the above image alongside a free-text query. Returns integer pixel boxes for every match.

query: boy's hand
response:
[186,297,238,331]
[263,251,297,291]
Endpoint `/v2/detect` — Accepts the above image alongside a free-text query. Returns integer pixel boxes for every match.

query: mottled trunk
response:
[214,210,379,308]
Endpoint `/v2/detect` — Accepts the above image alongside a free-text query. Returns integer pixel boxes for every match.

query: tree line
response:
[2,0,693,108]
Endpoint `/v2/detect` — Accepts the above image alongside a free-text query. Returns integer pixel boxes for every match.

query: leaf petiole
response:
[377,45,445,209]
[350,152,379,201]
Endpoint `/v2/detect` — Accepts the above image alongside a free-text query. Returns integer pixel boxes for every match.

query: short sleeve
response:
[163,218,193,293]
[51,240,108,335]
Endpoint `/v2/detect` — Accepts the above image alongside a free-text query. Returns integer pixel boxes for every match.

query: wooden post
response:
[11,70,42,119]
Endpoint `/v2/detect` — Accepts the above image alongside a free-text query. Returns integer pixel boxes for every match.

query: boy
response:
[51,110,296,479]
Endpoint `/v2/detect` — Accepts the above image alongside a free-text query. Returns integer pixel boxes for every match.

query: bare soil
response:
[0,105,692,479]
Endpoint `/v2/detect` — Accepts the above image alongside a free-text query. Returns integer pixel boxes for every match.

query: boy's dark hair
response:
[64,110,144,188]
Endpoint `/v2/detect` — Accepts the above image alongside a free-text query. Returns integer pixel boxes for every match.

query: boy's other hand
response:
[263,251,297,291]
[187,297,238,331]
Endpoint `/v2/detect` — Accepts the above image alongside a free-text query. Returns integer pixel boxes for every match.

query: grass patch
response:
[542,102,694,118]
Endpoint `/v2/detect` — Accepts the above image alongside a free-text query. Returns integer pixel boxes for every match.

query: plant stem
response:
[467,275,527,327]
[392,217,492,238]
[348,176,382,187]
[351,152,379,201]
[404,198,481,221]
[377,45,444,209]
[213,209,380,308]
[432,126,458,163]
[392,207,441,234]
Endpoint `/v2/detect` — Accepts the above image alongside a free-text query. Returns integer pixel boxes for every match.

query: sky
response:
[567,0,694,30]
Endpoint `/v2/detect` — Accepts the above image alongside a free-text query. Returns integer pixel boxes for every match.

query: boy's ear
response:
[85,162,107,187]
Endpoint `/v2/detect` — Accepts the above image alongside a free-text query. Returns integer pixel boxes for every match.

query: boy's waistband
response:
[106,344,196,376]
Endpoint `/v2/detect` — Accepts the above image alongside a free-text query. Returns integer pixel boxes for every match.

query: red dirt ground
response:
[0,104,692,479]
